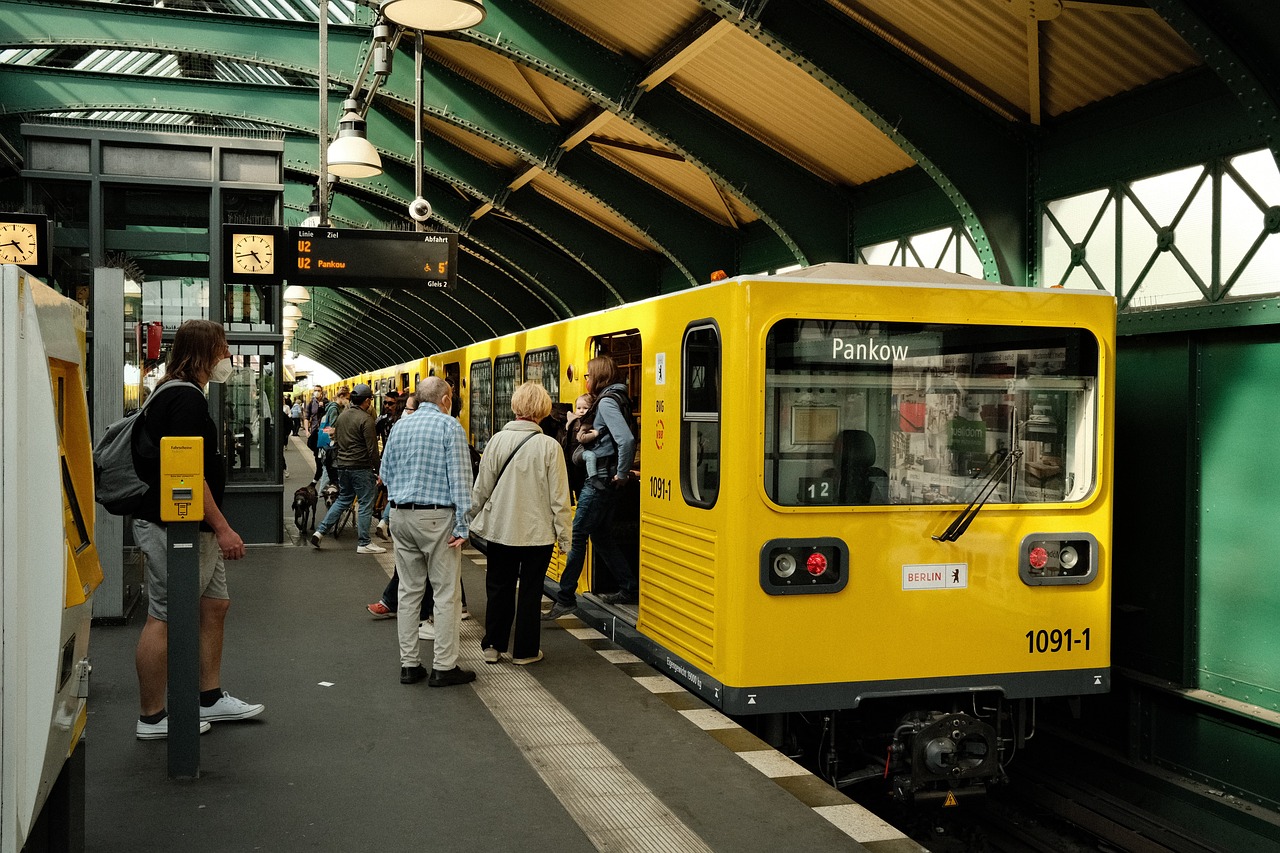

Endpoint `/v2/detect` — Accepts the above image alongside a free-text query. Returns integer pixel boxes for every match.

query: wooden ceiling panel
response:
[1042,5,1201,116]
[671,24,916,186]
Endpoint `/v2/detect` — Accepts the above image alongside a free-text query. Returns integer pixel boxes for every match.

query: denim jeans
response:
[317,467,378,546]
[553,481,634,606]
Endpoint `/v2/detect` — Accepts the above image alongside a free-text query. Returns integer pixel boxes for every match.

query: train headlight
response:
[760,538,849,595]
[773,553,797,578]
[1059,545,1079,570]
[1019,533,1099,586]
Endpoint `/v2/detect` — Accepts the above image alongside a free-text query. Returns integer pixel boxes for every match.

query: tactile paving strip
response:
[456,619,715,853]
[553,616,927,853]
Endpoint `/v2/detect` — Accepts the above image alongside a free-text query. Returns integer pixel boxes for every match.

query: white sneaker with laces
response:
[418,619,435,640]
[136,716,212,740]
[200,690,265,723]
[356,543,386,554]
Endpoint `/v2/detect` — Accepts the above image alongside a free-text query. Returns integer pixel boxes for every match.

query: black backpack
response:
[93,381,199,515]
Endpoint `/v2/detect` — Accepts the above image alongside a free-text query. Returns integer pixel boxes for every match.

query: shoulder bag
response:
[468,431,538,555]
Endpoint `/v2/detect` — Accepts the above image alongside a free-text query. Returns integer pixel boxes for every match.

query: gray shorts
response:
[133,519,230,621]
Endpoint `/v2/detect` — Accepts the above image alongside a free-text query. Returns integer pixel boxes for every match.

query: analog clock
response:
[0,221,38,265]
[232,232,275,275]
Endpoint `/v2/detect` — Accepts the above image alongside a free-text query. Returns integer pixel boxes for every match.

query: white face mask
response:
[209,357,234,384]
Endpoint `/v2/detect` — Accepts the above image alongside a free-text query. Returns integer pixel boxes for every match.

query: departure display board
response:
[288,227,458,290]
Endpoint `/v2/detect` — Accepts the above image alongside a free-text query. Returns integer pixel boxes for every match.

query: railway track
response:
[843,766,1230,852]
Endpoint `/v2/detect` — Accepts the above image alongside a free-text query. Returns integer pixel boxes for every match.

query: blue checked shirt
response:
[379,405,474,539]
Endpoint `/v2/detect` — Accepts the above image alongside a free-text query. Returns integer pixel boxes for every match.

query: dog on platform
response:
[292,482,318,536]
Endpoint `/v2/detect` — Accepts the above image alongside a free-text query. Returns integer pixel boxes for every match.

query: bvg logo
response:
[655,419,664,450]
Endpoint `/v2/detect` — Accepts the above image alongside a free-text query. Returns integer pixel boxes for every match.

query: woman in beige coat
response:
[469,382,572,664]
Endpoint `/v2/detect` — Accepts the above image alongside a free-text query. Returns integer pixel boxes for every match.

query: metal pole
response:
[414,31,424,233]
[167,521,201,779]
[318,0,329,225]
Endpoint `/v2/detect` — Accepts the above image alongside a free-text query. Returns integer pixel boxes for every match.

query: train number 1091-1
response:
[1025,627,1090,654]
[650,476,672,501]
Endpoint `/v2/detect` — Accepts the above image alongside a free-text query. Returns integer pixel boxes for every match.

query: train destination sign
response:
[288,227,458,290]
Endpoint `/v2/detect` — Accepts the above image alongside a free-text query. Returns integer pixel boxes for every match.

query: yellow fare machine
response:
[0,264,104,851]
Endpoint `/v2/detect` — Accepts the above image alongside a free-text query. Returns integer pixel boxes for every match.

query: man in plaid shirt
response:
[380,376,476,687]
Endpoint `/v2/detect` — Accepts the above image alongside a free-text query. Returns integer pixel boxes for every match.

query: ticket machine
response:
[1,265,104,851]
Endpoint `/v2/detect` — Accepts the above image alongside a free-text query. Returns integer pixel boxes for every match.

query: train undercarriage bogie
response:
[886,709,1005,804]
[761,693,1029,806]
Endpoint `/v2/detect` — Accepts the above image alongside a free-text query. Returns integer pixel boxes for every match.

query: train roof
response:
[440,263,1113,353]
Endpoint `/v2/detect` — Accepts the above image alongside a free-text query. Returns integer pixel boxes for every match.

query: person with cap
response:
[311,382,385,554]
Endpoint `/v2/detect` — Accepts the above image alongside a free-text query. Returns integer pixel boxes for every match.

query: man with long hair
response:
[131,319,264,739]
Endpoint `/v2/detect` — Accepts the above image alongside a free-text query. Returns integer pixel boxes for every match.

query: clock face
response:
[232,233,274,275]
[0,222,38,265]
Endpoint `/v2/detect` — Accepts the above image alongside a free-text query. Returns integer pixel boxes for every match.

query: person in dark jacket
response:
[311,383,384,553]
[544,354,637,619]
[132,319,264,740]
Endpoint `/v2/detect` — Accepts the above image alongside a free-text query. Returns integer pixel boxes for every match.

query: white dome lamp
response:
[327,100,383,179]
[380,0,485,31]
[283,285,311,304]
[283,303,303,321]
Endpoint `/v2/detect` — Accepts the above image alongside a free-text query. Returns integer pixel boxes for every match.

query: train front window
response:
[764,319,1099,507]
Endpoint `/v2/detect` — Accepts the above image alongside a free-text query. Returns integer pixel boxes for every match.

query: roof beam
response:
[635,14,735,93]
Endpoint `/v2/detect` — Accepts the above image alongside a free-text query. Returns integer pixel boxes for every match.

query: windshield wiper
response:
[933,449,1023,543]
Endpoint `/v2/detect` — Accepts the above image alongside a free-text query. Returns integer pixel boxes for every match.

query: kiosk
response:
[0,265,104,852]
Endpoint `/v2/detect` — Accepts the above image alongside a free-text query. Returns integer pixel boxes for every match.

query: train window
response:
[524,347,560,400]
[493,354,522,437]
[470,359,492,451]
[682,321,720,508]
[764,319,1099,507]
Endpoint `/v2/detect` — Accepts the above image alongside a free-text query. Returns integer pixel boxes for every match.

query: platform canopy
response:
[3,0,1279,375]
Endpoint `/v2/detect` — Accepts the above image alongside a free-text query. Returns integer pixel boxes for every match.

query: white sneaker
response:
[310,531,323,549]
[460,606,470,621]
[375,520,390,541]
[136,716,212,740]
[418,619,435,640]
[356,543,386,554]
[200,690,265,722]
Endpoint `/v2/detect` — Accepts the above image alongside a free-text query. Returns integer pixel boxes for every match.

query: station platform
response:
[81,436,923,853]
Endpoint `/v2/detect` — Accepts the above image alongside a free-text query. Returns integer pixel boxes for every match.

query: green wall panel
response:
[1198,337,1280,712]
[1113,337,1194,683]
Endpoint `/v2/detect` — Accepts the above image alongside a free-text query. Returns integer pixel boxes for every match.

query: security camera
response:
[408,197,432,222]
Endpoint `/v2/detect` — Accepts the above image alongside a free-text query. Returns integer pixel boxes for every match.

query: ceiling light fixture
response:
[283,285,311,303]
[327,99,383,178]
[380,0,485,31]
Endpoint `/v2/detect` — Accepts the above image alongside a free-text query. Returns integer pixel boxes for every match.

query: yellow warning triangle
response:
[943,791,959,808]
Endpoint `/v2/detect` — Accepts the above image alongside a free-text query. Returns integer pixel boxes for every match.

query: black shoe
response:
[600,591,638,606]
[400,665,427,684]
[428,666,477,687]
[542,602,575,621]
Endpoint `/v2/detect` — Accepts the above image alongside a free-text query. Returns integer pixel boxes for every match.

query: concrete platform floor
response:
[80,435,919,852]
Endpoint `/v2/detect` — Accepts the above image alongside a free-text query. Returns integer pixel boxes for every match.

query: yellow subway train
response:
[340,263,1116,800]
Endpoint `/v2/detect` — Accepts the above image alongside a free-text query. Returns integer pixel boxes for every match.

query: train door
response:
[590,331,642,596]
[493,353,522,437]
[442,361,461,417]
[469,359,493,451]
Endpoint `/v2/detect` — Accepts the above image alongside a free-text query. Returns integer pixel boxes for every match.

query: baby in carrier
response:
[572,393,604,481]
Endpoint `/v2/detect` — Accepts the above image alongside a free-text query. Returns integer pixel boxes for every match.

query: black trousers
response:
[481,542,554,658]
